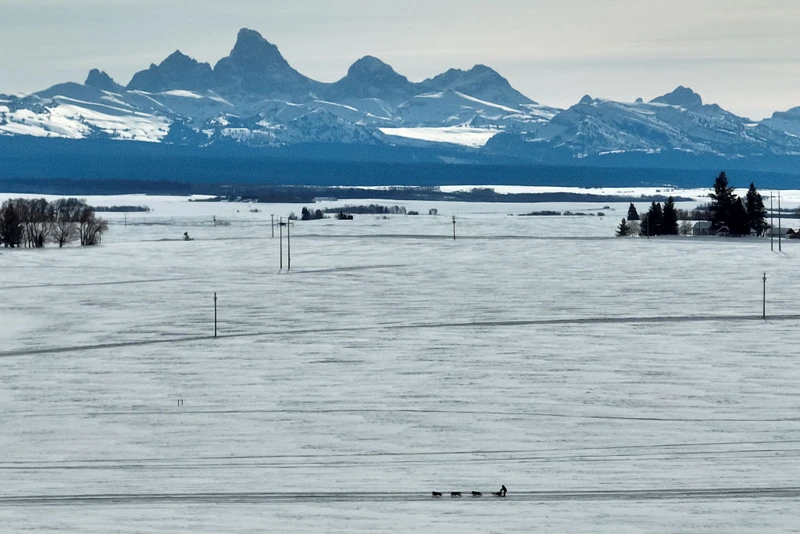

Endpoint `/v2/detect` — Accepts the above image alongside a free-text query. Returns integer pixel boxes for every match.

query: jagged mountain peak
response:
[127,49,213,93]
[212,28,316,98]
[226,28,290,69]
[465,64,498,75]
[426,64,501,85]
[84,69,123,92]
[326,56,413,105]
[512,85,800,162]
[420,64,534,108]
[651,86,703,109]
[28,27,800,165]
[348,56,398,77]
[161,50,200,68]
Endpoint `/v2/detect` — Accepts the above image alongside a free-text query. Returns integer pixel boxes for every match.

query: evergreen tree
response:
[616,218,630,237]
[662,197,679,235]
[730,198,750,236]
[0,201,23,248]
[744,182,767,236]
[626,203,640,221]
[650,202,664,235]
[709,171,738,231]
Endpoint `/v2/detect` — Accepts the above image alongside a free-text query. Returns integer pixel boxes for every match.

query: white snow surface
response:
[2,191,800,532]
[160,90,204,99]
[419,90,522,114]
[0,101,170,142]
[380,126,500,147]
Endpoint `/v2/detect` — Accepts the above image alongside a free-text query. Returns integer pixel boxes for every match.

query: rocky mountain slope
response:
[2,28,800,173]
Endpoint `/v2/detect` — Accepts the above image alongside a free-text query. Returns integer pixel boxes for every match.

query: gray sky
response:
[3,0,799,119]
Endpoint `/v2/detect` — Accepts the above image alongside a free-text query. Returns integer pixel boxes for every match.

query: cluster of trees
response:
[324,204,408,215]
[616,198,679,237]
[93,205,150,213]
[708,173,767,236]
[0,197,108,248]
[616,173,768,238]
[298,207,325,221]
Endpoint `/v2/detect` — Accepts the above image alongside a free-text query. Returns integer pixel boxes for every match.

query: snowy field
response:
[2,192,800,532]
[378,126,501,147]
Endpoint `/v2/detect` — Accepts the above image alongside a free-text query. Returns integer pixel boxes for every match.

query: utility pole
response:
[287,219,292,272]
[778,192,782,252]
[271,214,275,238]
[770,193,774,251]
[279,218,284,270]
[762,273,767,319]
[452,215,457,240]
[214,292,218,337]
[278,219,293,271]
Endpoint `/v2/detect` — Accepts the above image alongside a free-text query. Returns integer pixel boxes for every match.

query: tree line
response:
[616,172,767,237]
[1,197,108,248]
[324,204,408,215]
[616,197,679,237]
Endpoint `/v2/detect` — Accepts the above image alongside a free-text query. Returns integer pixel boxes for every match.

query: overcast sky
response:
[2,0,798,119]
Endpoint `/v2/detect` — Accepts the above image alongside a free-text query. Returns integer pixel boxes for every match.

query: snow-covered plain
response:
[2,193,800,532]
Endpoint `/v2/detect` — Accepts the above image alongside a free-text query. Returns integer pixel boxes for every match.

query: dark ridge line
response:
[8,406,800,424]
[2,313,799,358]
[0,277,195,291]
[289,264,409,274]
[2,447,800,471]
[2,486,800,506]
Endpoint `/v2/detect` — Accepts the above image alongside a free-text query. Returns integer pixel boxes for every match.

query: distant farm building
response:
[692,221,712,236]
[715,225,731,237]
[765,227,794,238]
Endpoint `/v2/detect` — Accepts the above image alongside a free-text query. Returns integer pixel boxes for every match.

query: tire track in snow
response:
[0,276,195,290]
[2,486,800,506]
[4,437,799,466]
[3,446,800,471]
[3,313,800,359]
[9,406,800,423]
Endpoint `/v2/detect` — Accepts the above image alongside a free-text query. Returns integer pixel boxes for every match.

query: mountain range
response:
[2,28,800,182]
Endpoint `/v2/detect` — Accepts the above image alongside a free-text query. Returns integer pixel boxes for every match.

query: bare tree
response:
[52,217,77,247]
[679,220,693,236]
[77,205,108,246]
[27,198,54,248]
[52,198,80,247]
[2,197,106,248]
[6,198,54,248]
[13,199,33,248]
